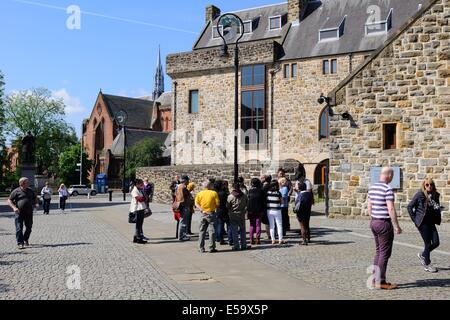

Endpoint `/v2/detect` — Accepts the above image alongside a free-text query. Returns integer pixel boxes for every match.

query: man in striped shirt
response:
[368,167,402,290]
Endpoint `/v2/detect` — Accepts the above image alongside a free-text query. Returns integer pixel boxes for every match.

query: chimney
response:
[205,5,221,24]
[288,0,308,25]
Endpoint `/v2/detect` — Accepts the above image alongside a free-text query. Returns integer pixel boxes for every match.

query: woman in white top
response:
[58,184,69,213]
[41,182,53,215]
[130,179,149,244]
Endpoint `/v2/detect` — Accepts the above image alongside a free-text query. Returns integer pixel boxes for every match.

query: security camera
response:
[318,95,330,104]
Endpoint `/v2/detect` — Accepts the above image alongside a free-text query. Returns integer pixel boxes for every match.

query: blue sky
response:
[0,0,280,139]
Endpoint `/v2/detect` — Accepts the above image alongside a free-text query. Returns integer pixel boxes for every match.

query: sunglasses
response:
[425,184,434,187]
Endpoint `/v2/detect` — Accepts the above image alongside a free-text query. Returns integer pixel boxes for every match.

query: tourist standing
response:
[170,175,180,202]
[247,178,264,245]
[195,181,220,253]
[227,183,249,251]
[186,182,196,235]
[215,180,232,245]
[279,177,290,237]
[408,178,442,273]
[143,178,154,206]
[367,167,402,290]
[175,176,192,242]
[130,179,148,244]
[294,182,313,245]
[41,182,53,215]
[58,183,69,213]
[238,177,248,196]
[7,178,39,250]
[261,175,272,240]
[266,180,286,245]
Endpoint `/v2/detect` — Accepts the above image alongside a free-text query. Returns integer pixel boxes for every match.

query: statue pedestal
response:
[20,163,37,191]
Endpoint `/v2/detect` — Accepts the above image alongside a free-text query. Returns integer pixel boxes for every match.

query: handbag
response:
[144,208,153,218]
[128,212,137,224]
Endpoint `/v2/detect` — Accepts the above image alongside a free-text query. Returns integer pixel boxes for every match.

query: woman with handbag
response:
[408,178,442,273]
[294,182,313,246]
[130,179,149,244]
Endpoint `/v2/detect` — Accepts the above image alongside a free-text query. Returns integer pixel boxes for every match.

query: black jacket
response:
[407,191,441,228]
[247,187,264,219]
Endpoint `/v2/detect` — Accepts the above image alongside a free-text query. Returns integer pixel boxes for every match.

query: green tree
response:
[4,88,77,175]
[58,143,92,186]
[0,71,7,188]
[125,138,166,179]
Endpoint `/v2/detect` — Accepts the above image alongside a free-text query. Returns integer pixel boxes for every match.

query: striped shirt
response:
[368,183,395,219]
[266,191,282,211]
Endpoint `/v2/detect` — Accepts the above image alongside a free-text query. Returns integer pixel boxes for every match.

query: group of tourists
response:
[368,167,443,290]
[40,182,70,215]
[165,168,315,253]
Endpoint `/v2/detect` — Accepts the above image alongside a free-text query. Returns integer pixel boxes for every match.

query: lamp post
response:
[217,13,244,184]
[116,110,128,201]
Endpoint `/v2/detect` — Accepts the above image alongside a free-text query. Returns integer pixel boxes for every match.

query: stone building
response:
[327,0,449,217]
[167,0,425,187]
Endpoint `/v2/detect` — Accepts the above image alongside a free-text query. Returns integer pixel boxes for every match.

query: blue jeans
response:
[179,206,189,240]
[230,219,247,250]
[15,214,33,245]
[215,218,232,243]
[134,210,145,239]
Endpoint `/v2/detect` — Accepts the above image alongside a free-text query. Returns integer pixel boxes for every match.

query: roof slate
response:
[102,94,155,129]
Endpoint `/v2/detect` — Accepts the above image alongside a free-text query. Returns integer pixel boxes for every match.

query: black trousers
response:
[281,207,290,235]
[43,199,51,214]
[134,210,145,239]
[60,197,67,210]
[418,223,440,265]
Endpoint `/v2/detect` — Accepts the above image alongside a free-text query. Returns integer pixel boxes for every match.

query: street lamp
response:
[116,110,128,201]
[217,13,244,184]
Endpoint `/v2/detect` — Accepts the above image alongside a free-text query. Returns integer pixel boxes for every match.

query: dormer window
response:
[365,8,393,36]
[269,15,282,30]
[242,20,253,34]
[212,25,223,39]
[319,15,346,42]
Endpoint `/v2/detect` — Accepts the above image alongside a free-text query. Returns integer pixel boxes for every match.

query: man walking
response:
[368,167,402,290]
[7,178,39,250]
[195,181,220,253]
[41,181,53,215]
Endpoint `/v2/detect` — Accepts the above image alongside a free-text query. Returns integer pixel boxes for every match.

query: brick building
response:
[82,91,172,185]
[167,0,425,188]
[327,0,449,217]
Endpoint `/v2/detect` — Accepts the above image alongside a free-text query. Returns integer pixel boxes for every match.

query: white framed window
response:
[319,16,346,42]
[212,25,223,39]
[365,8,393,36]
[291,63,298,79]
[269,15,282,30]
[242,20,253,34]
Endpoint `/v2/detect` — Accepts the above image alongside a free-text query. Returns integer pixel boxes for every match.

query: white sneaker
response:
[418,253,426,266]
[424,265,438,273]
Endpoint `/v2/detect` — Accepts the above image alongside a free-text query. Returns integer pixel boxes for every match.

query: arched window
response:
[319,107,330,140]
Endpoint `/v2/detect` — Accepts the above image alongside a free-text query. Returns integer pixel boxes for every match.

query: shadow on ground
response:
[399,278,450,289]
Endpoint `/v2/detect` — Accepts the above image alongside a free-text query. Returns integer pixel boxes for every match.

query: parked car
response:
[68,185,97,197]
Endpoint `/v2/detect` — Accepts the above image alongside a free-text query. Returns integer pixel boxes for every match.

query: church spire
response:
[152,46,164,101]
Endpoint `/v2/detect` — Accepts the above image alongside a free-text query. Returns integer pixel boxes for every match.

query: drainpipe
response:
[172,81,177,166]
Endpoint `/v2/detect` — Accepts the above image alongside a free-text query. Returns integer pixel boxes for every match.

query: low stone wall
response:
[136,161,301,204]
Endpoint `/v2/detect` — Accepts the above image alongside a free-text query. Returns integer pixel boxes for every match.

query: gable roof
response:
[102,94,155,129]
[194,3,289,50]
[327,0,439,105]
[281,0,425,60]
[109,128,171,158]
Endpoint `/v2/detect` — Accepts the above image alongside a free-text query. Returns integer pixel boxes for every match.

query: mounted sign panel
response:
[370,167,401,189]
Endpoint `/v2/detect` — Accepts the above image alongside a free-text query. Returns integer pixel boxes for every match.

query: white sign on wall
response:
[370,167,401,189]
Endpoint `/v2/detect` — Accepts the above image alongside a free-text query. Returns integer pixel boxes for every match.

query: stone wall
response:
[137,161,301,204]
[329,0,450,217]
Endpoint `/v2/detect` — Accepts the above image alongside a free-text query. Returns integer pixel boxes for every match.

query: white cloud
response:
[52,88,86,114]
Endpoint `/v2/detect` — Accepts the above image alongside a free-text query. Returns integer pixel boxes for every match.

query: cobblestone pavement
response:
[0,201,189,300]
[245,215,450,300]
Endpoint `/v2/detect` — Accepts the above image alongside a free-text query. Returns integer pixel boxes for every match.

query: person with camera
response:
[408,178,442,273]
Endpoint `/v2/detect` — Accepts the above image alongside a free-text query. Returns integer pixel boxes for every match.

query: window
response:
[212,25,223,39]
[383,124,397,150]
[319,107,330,140]
[365,8,393,35]
[323,60,330,74]
[291,63,298,79]
[241,65,266,145]
[189,90,199,114]
[323,59,337,74]
[283,64,290,79]
[269,16,282,30]
[242,21,253,34]
[319,16,346,42]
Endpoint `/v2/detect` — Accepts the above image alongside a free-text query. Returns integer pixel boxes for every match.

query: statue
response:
[21,131,36,164]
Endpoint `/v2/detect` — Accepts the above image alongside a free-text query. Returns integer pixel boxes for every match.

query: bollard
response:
[108,190,113,202]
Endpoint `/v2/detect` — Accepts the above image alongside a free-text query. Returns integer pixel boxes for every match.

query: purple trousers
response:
[249,217,262,241]
[370,219,394,284]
